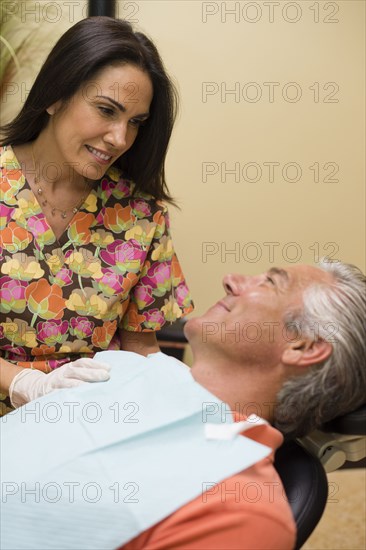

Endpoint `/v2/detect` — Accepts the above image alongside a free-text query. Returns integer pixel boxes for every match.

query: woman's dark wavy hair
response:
[0,17,178,202]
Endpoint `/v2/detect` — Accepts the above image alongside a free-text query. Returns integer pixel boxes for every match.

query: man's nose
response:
[223,273,249,295]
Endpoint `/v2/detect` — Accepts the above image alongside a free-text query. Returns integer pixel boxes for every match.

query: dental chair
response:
[275,403,366,549]
[157,321,366,549]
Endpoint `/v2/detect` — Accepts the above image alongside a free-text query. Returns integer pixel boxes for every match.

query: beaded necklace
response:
[31,145,91,219]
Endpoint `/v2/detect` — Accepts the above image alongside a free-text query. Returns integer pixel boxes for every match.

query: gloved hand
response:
[9,358,111,408]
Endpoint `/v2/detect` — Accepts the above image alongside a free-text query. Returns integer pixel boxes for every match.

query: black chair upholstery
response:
[274,440,328,550]
[322,403,366,435]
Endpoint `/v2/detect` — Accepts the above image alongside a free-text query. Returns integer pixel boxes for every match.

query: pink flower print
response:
[27,214,49,238]
[0,204,15,230]
[175,282,192,308]
[0,277,28,314]
[100,239,145,274]
[95,268,125,297]
[53,268,73,287]
[37,320,69,346]
[131,199,151,219]
[70,317,95,339]
[100,177,115,196]
[143,309,165,330]
[141,262,171,296]
[27,214,55,246]
[112,179,132,199]
[2,345,28,362]
[134,285,155,310]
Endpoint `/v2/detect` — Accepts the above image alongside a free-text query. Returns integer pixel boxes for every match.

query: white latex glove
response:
[9,358,111,408]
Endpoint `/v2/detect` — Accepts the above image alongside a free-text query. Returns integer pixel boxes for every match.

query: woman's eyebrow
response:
[95,95,150,118]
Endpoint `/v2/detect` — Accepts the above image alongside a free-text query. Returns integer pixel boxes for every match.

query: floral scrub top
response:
[0,145,194,413]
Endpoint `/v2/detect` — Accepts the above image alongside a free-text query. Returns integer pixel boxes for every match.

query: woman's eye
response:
[129,119,145,128]
[98,106,115,117]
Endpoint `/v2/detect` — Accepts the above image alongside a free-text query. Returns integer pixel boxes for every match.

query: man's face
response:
[185,265,334,365]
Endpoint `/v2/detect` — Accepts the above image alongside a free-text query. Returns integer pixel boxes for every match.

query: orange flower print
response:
[171,254,184,286]
[67,212,95,246]
[0,222,33,253]
[25,279,66,324]
[1,164,25,205]
[91,320,117,349]
[152,210,166,239]
[103,204,136,232]
[121,302,146,331]
[31,344,57,358]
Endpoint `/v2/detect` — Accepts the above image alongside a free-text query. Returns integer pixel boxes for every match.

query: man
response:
[1,261,365,550]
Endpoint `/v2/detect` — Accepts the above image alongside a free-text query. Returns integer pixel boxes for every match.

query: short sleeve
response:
[121,206,194,332]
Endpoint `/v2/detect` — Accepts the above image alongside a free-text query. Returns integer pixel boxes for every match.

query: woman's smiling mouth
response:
[86,145,112,163]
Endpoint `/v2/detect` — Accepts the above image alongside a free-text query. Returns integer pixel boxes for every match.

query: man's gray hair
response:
[274,261,366,439]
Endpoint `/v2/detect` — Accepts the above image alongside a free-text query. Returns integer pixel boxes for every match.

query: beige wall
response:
[1,0,364,316]
[118,0,365,315]
[0,0,87,123]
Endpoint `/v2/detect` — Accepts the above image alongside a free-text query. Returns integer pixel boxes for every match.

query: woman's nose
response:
[106,124,127,150]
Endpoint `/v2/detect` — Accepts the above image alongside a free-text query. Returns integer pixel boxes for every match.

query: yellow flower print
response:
[107,166,121,182]
[1,148,17,166]
[125,220,156,246]
[1,318,37,348]
[1,321,18,341]
[151,235,174,262]
[66,288,108,318]
[1,254,44,280]
[17,189,42,217]
[161,296,182,322]
[90,229,114,248]
[83,191,98,212]
[65,249,103,279]
[11,208,27,227]
[0,402,14,416]
[59,340,93,354]
[101,297,124,321]
[45,249,65,275]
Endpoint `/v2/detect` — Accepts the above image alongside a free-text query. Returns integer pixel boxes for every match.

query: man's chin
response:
[183,316,202,341]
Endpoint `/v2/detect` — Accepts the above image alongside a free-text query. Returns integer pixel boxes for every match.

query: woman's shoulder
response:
[0,144,19,169]
[103,165,168,214]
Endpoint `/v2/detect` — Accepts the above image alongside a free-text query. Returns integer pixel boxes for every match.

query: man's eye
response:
[266,276,275,285]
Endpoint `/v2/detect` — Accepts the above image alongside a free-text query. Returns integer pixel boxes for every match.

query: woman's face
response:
[45,64,153,180]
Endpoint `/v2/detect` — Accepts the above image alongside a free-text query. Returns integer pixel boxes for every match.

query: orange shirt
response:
[121,421,296,550]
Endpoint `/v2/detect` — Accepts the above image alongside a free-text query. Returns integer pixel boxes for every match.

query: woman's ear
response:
[282,338,333,368]
[46,101,62,115]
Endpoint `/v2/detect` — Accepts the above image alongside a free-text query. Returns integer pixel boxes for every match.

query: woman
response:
[0,17,194,413]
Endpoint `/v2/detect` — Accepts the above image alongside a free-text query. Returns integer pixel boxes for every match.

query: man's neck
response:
[190,358,287,423]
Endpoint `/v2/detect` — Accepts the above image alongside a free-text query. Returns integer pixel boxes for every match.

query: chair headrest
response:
[321,403,366,435]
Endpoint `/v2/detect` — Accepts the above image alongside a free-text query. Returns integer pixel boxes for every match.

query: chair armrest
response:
[299,432,366,472]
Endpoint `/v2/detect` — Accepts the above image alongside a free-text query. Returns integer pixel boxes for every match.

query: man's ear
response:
[282,338,333,367]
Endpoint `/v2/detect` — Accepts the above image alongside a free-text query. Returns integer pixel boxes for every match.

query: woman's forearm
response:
[0,358,26,394]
